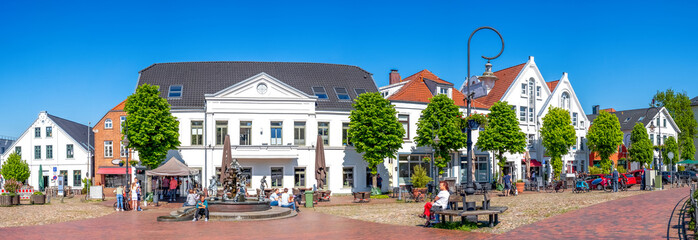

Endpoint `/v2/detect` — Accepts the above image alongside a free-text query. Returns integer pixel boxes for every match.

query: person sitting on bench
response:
[192,195,209,222]
[419,181,449,220]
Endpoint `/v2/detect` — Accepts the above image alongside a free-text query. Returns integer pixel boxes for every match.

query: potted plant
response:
[0,193,11,207]
[30,191,45,205]
[3,179,22,205]
[516,179,525,193]
[410,165,432,197]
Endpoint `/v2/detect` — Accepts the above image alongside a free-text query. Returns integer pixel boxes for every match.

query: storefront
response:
[460,155,491,184]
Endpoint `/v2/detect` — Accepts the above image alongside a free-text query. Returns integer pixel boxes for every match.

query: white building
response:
[0,111,93,189]
[136,62,379,194]
[586,106,681,171]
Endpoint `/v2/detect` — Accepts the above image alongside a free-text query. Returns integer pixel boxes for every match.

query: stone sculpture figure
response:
[259,176,268,201]
[208,177,218,197]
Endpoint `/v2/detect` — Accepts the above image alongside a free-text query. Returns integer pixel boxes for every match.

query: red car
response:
[603,174,637,188]
[585,174,609,190]
[630,169,644,184]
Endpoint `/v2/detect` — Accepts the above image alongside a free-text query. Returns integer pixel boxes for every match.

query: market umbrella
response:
[219,135,233,185]
[315,135,327,190]
[524,151,531,179]
[38,165,44,191]
[677,159,698,165]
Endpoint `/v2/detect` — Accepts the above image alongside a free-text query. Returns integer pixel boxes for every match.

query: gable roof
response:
[472,63,526,107]
[47,114,94,151]
[546,80,559,92]
[586,107,679,132]
[137,62,378,111]
[692,96,698,106]
[111,100,126,111]
[387,70,488,109]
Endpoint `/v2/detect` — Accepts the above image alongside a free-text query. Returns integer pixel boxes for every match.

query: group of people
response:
[113,179,143,211]
[161,176,180,202]
[268,188,300,212]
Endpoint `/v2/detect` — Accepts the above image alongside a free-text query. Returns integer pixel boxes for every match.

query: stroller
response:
[573,179,590,193]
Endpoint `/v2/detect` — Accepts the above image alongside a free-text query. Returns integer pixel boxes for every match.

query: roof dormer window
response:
[312,86,328,99]
[334,87,350,100]
[168,85,183,98]
[354,88,367,96]
[439,87,449,95]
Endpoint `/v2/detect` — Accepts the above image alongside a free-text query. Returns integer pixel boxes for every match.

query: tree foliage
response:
[124,84,181,169]
[1,152,30,182]
[654,89,697,160]
[349,92,404,188]
[476,101,527,173]
[587,111,623,173]
[540,107,576,180]
[415,94,467,174]
[663,136,678,166]
[629,122,653,168]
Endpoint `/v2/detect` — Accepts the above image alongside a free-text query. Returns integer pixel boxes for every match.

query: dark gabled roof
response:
[586,108,660,131]
[691,96,698,106]
[137,62,378,111]
[161,150,186,166]
[47,114,94,151]
[0,137,14,155]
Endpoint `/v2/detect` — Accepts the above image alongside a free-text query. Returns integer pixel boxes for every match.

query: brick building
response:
[94,100,131,195]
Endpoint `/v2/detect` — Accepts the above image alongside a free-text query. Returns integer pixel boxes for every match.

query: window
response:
[104,175,128,188]
[342,123,351,146]
[35,127,40,138]
[191,121,203,145]
[104,141,113,157]
[241,168,252,187]
[528,80,534,97]
[60,170,68,184]
[168,85,183,98]
[528,134,535,148]
[561,92,570,110]
[580,137,585,150]
[120,142,127,157]
[573,137,578,150]
[120,116,126,130]
[270,121,283,145]
[294,122,306,145]
[312,86,328,99]
[519,106,526,122]
[343,167,354,188]
[536,86,541,97]
[398,114,409,139]
[638,116,645,121]
[664,119,667,127]
[15,146,21,156]
[656,117,660,127]
[439,87,448,95]
[105,119,113,129]
[354,88,367,96]
[239,121,251,145]
[521,83,527,95]
[581,120,585,128]
[34,146,41,159]
[334,87,350,100]
[650,134,654,145]
[46,127,52,138]
[216,121,228,145]
[366,167,373,188]
[572,113,578,126]
[528,107,534,122]
[271,167,283,187]
[318,122,329,146]
[398,154,432,185]
[66,144,74,159]
[73,170,81,187]
[294,167,306,187]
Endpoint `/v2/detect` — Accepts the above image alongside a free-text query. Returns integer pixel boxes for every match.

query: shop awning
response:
[522,159,542,167]
[97,167,131,175]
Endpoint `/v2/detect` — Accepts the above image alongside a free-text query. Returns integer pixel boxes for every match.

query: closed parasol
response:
[315,135,327,189]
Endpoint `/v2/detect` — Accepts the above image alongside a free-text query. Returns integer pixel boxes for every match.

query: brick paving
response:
[493,187,689,240]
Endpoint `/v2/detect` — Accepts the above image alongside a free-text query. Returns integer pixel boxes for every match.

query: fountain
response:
[158,135,296,222]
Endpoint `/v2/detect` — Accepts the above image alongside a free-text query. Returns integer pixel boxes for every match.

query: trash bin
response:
[305,190,314,208]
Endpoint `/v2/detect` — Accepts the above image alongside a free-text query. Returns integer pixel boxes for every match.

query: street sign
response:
[52,167,57,172]
[111,159,122,165]
[668,152,675,160]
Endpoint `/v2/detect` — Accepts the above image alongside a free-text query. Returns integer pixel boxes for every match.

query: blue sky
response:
[1,1,696,137]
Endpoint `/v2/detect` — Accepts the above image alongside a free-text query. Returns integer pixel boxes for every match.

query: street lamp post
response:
[433,134,440,196]
[122,134,131,190]
[463,26,504,196]
[646,99,662,190]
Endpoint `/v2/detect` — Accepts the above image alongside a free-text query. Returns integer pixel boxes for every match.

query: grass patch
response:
[370,194,389,199]
[432,221,480,231]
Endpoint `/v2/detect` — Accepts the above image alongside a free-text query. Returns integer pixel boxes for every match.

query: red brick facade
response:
[94,100,128,195]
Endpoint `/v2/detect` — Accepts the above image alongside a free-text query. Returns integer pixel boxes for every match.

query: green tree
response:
[629,123,653,168]
[587,111,623,173]
[540,107,576,180]
[654,89,697,160]
[1,152,30,182]
[476,101,527,177]
[348,92,404,192]
[663,136,679,170]
[415,95,467,175]
[124,84,181,169]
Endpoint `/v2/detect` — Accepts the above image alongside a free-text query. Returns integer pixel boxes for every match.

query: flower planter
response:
[11,195,20,205]
[413,188,427,198]
[516,182,525,194]
[0,195,11,207]
[31,195,46,205]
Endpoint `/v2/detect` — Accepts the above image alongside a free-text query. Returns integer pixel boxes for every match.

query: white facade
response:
[0,112,92,189]
[173,73,377,194]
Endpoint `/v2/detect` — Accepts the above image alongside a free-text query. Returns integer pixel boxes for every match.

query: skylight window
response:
[312,86,328,99]
[334,87,350,100]
[624,117,631,123]
[638,116,645,121]
[354,88,367,96]
[168,85,183,98]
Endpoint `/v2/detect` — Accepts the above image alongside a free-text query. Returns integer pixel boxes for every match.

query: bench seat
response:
[433,206,508,227]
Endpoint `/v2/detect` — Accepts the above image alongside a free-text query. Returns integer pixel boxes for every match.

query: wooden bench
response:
[433,206,508,227]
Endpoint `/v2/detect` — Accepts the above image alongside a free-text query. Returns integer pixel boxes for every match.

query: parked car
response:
[630,169,645,184]
[660,171,677,184]
[622,173,637,186]
[585,174,609,190]
[677,171,698,182]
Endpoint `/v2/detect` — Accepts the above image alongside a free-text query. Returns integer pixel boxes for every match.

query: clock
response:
[257,83,268,94]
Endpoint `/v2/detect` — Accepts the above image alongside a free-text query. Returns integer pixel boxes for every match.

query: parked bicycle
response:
[545,180,566,193]
[113,198,131,211]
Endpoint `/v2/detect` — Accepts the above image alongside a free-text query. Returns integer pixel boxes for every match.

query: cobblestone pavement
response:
[492,187,689,240]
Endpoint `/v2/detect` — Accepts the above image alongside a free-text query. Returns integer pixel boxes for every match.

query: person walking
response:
[377,174,383,190]
[503,171,512,197]
[114,185,124,211]
[612,168,619,192]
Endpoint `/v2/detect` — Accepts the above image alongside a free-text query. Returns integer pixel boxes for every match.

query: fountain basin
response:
[208,199,271,213]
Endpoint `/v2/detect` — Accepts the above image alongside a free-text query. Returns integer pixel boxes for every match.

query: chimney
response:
[389,69,401,85]
[592,105,600,114]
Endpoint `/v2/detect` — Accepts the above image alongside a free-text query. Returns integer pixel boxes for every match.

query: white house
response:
[0,111,93,189]
[136,62,379,194]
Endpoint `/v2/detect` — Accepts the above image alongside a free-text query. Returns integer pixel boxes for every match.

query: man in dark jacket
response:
[612,168,619,192]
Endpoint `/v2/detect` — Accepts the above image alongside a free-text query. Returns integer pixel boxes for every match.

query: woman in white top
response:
[131,182,139,212]
[420,181,450,219]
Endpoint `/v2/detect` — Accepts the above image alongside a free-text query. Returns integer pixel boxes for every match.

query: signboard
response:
[57,176,64,196]
[89,186,103,200]
[53,167,57,172]
[111,159,122,165]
